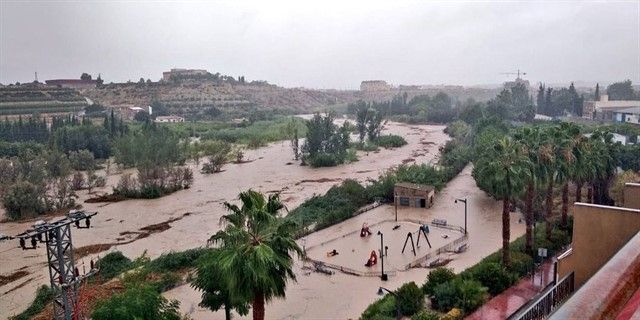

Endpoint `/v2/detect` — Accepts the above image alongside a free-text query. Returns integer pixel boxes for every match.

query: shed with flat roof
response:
[394,182,435,208]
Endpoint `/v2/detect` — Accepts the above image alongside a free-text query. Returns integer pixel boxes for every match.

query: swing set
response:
[401,224,431,256]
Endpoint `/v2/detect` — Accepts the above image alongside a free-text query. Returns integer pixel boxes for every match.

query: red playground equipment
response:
[364,250,378,267]
[360,223,373,237]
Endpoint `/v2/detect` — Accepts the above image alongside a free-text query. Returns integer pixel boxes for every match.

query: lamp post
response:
[377,287,401,319]
[455,198,468,234]
[377,231,387,281]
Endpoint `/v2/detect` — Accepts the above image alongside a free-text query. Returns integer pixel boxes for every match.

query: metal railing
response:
[509,272,575,320]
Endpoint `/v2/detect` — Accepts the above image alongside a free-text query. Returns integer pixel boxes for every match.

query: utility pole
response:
[16,210,98,320]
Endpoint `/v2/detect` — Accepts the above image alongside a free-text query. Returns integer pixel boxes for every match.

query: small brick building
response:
[394,182,435,209]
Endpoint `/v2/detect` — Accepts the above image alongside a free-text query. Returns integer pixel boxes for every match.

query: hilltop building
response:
[162,68,209,81]
[360,80,392,91]
[155,115,185,123]
[45,79,97,90]
[582,95,640,124]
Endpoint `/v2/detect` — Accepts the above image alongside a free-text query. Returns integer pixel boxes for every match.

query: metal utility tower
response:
[16,210,98,320]
[500,69,527,79]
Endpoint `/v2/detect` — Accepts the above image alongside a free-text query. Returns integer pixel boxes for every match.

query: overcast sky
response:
[1,0,639,89]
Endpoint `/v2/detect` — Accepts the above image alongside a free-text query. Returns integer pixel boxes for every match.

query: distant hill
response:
[0,83,88,117]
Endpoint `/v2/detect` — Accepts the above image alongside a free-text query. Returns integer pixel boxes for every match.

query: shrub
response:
[423,267,457,295]
[360,295,397,320]
[441,308,463,320]
[92,285,181,320]
[2,180,47,220]
[411,310,440,320]
[507,251,534,277]
[10,285,55,320]
[97,251,132,281]
[471,262,513,295]
[375,135,408,149]
[147,248,211,273]
[396,282,425,316]
[432,278,487,313]
[308,152,342,167]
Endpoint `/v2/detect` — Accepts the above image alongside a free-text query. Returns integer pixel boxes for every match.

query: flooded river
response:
[0,121,456,318]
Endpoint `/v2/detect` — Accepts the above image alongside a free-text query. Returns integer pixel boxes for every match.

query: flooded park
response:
[0,121,524,319]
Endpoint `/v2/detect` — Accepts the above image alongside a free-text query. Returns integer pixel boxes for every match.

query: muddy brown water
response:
[0,121,454,318]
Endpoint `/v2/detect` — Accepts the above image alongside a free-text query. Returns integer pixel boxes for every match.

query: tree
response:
[200,140,231,173]
[92,285,181,320]
[192,249,250,320]
[134,111,150,122]
[367,109,383,141]
[536,83,545,114]
[395,282,424,316]
[607,80,636,100]
[80,73,92,81]
[594,83,600,101]
[355,104,369,143]
[514,127,543,253]
[209,190,302,320]
[284,118,301,160]
[68,149,95,171]
[2,180,48,220]
[475,137,528,266]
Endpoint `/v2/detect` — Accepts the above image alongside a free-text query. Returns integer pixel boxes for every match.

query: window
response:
[399,197,410,206]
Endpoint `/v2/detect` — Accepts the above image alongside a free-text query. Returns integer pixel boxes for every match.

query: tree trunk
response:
[252,291,265,320]
[561,182,569,228]
[525,181,534,254]
[502,198,511,267]
[225,305,232,320]
[575,181,583,203]
[587,184,593,203]
[545,177,553,240]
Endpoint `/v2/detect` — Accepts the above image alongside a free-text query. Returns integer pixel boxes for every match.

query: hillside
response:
[0,84,88,117]
[82,79,501,119]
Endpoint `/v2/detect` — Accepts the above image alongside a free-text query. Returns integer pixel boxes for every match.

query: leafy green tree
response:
[606,80,636,100]
[134,111,150,122]
[395,282,424,316]
[594,83,600,101]
[2,180,47,220]
[192,249,250,320]
[68,149,95,170]
[536,83,545,114]
[474,137,529,266]
[355,103,369,143]
[200,140,232,173]
[471,262,513,295]
[209,190,302,320]
[367,109,383,141]
[92,285,181,320]
[423,267,456,295]
[80,73,92,80]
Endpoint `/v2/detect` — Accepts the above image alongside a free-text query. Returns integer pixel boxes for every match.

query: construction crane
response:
[500,69,527,79]
[15,210,98,320]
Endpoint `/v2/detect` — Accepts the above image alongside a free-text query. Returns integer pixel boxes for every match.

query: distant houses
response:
[583,95,640,125]
[155,115,185,123]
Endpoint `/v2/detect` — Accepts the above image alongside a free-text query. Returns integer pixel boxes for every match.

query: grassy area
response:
[9,285,56,320]
[157,116,307,148]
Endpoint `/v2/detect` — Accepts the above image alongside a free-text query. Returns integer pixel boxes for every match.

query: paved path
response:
[466,261,555,320]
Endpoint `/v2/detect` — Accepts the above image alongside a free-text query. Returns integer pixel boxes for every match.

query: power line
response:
[15,210,98,320]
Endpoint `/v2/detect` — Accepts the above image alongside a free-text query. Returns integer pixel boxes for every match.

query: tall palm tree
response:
[538,127,558,240]
[477,137,529,266]
[209,190,302,320]
[557,123,579,228]
[571,136,595,203]
[514,127,543,254]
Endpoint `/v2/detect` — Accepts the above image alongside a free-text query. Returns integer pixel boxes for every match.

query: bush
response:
[308,152,342,167]
[360,295,397,320]
[2,180,47,220]
[432,279,487,313]
[375,135,408,149]
[92,285,181,320]
[396,282,425,316]
[147,248,211,273]
[471,262,513,295]
[423,267,457,295]
[507,251,534,277]
[411,310,440,320]
[97,251,132,281]
[10,285,55,320]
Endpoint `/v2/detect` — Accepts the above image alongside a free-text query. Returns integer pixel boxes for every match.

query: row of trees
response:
[536,83,584,117]
[347,92,457,124]
[474,122,618,265]
[301,113,351,167]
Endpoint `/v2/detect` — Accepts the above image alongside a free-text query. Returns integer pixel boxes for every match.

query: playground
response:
[305,220,465,276]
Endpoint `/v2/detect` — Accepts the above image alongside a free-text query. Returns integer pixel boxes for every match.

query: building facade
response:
[360,80,392,91]
[582,95,640,123]
[155,115,185,123]
[162,68,209,81]
[394,183,435,208]
[44,79,98,90]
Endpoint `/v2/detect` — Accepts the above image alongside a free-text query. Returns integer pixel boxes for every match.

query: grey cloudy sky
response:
[1,0,639,89]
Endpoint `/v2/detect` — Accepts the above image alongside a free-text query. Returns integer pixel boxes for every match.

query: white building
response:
[582,95,640,124]
[155,115,185,123]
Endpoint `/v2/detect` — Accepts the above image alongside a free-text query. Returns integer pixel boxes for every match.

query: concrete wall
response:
[394,187,434,208]
[623,183,640,209]
[557,203,640,287]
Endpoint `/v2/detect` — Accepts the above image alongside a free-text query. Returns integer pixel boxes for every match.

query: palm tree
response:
[477,137,529,266]
[588,131,617,205]
[514,127,543,254]
[571,136,595,203]
[557,123,579,227]
[209,190,302,320]
[538,127,558,240]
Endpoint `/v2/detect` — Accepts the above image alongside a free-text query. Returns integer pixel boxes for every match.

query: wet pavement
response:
[466,261,555,320]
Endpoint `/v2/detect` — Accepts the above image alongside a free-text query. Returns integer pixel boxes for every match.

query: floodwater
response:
[0,121,456,318]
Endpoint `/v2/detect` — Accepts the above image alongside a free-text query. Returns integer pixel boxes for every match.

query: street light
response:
[377,231,388,281]
[455,198,468,234]
[377,287,401,319]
